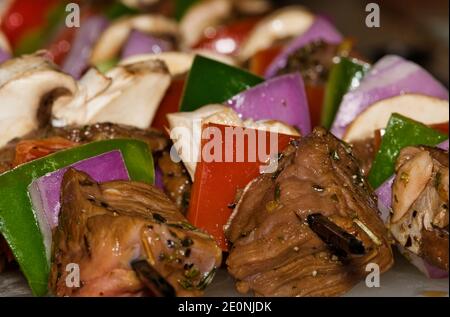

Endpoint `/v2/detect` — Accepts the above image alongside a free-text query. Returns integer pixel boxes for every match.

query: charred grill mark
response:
[153,213,167,223]
[306,213,366,257]
[131,260,175,297]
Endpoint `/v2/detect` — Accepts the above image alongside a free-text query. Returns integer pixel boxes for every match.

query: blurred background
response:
[0,0,448,85]
[280,0,449,86]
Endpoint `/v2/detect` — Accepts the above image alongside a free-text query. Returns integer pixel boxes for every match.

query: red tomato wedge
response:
[46,25,77,65]
[46,7,95,65]
[193,17,261,56]
[13,137,77,167]
[1,0,59,48]
[430,122,449,135]
[187,123,298,250]
[151,77,186,134]
[305,84,325,128]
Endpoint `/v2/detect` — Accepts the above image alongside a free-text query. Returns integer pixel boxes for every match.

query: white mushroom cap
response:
[52,59,171,130]
[0,52,78,147]
[168,105,233,180]
[90,14,179,65]
[0,30,11,54]
[232,0,272,15]
[167,104,299,180]
[180,0,232,48]
[238,6,314,61]
[120,52,195,76]
[121,0,159,9]
[120,51,236,77]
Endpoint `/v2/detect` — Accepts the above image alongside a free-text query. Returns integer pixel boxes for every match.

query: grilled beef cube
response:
[49,168,221,297]
[225,128,393,296]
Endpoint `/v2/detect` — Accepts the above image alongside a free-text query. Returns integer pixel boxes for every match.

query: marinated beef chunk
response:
[390,146,448,271]
[0,123,192,214]
[158,152,191,214]
[276,40,339,86]
[49,169,221,297]
[52,122,168,153]
[53,123,192,213]
[225,128,393,297]
[0,123,168,171]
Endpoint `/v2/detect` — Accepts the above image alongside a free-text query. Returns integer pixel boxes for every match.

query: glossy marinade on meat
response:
[49,168,221,297]
[390,145,448,271]
[226,128,393,296]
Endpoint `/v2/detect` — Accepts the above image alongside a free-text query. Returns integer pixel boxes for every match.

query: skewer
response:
[306,213,365,257]
[131,259,175,297]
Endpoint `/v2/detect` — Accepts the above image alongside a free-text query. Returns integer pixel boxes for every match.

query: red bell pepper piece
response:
[1,0,58,48]
[430,122,449,135]
[151,77,186,134]
[46,5,96,65]
[187,123,298,250]
[1,0,70,55]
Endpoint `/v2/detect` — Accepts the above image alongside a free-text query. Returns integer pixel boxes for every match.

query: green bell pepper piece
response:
[321,57,370,129]
[179,55,264,112]
[15,2,68,55]
[368,113,448,188]
[175,0,199,21]
[0,139,154,296]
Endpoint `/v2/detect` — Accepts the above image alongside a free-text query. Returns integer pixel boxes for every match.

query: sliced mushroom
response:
[232,0,272,15]
[121,0,159,9]
[120,52,194,76]
[51,67,112,127]
[52,59,171,129]
[120,51,236,77]
[0,30,11,54]
[238,6,314,61]
[167,105,228,179]
[78,67,112,101]
[167,104,299,180]
[389,146,449,262]
[392,150,434,223]
[344,95,450,143]
[0,52,78,147]
[90,15,179,65]
[180,0,232,48]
